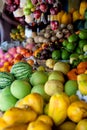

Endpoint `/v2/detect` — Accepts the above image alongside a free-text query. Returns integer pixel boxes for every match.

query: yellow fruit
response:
[16,93,44,114]
[61,12,72,25]
[27,120,52,130]
[57,121,76,130]
[73,10,81,21]
[2,123,28,130]
[69,95,79,103]
[57,10,65,23]
[37,115,53,127]
[79,1,87,17]
[2,107,37,125]
[48,93,70,126]
[77,74,87,95]
[67,101,87,123]
[0,117,8,129]
[75,119,87,130]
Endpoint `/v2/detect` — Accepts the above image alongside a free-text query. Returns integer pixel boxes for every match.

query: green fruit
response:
[10,80,31,99]
[31,84,50,102]
[78,40,87,49]
[83,44,87,52]
[23,8,31,15]
[26,2,34,9]
[0,72,15,89]
[70,53,79,64]
[61,49,70,60]
[62,40,69,47]
[68,34,79,43]
[75,47,83,54]
[66,42,75,52]
[0,87,18,111]
[52,50,61,60]
[30,71,48,86]
[79,30,87,39]
[10,62,32,80]
[64,80,78,96]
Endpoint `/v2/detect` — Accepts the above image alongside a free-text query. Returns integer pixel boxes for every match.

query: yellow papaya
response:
[48,92,70,126]
[1,123,28,130]
[27,120,52,130]
[2,107,37,125]
[16,93,44,114]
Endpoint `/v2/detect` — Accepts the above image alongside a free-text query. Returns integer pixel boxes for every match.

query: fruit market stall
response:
[0,0,87,130]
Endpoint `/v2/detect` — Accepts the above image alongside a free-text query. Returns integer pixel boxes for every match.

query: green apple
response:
[10,80,31,99]
[0,87,18,111]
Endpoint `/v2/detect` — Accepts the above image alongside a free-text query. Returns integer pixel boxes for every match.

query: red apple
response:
[50,7,59,15]
[31,0,38,5]
[40,3,48,13]
[50,21,59,30]
[33,10,41,19]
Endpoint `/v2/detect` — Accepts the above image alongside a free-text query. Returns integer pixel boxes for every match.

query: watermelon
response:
[10,62,33,80]
[0,72,15,88]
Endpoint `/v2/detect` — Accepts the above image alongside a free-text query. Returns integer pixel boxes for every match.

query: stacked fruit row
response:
[0,60,87,129]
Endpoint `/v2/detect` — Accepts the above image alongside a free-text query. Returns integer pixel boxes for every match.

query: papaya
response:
[2,107,37,125]
[48,93,70,126]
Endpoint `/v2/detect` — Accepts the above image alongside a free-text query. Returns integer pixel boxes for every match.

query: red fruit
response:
[38,0,42,3]
[14,0,20,5]
[40,3,47,13]
[6,0,13,5]
[33,10,41,19]
[46,0,54,4]
[31,0,38,5]
[50,21,59,30]
[50,7,58,15]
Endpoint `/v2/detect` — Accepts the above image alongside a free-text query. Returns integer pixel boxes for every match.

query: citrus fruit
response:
[10,80,31,99]
[31,84,50,102]
[62,40,69,47]
[61,49,70,60]
[52,50,61,60]
[66,42,75,52]
[64,80,78,96]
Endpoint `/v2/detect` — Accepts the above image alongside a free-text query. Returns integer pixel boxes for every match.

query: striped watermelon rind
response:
[10,62,33,80]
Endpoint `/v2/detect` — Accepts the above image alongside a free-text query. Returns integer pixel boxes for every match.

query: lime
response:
[78,40,87,49]
[61,49,70,60]
[52,50,61,60]
[75,47,83,54]
[62,40,69,47]
[66,42,75,52]
[64,80,78,96]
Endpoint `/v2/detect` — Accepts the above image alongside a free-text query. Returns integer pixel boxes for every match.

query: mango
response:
[2,107,37,125]
[67,101,87,123]
[48,93,70,126]
[16,93,44,114]
[27,120,52,130]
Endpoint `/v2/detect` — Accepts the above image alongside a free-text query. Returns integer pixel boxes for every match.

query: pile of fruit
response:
[1,0,87,130]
